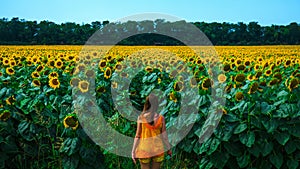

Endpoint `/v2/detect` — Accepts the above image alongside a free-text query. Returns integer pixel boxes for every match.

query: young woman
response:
[132,94,172,169]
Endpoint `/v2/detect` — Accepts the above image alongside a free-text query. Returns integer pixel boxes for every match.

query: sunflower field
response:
[0,45,300,169]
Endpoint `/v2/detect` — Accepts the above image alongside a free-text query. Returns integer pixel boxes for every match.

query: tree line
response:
[0,17,299,45]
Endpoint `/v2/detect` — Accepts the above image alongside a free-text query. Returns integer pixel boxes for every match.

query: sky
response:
[1,0,300,26]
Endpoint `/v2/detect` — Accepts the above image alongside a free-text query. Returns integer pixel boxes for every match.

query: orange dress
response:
[135,114,165,158]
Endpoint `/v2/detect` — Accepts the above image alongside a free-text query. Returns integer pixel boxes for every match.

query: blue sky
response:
[1,0,299,26]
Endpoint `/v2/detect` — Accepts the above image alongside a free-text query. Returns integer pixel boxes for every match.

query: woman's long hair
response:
[142,93,158,125]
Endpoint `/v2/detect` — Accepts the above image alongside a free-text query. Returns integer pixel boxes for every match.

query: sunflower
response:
[284,59,292,68]
[174,81,184,92]
[273,72,282,80]
[244,59,251,67]
[196,58,202,65]
[235,59,242,66]
[114,62,123,72]
[248,82,259,94]
[259,80,267,87]
[31,71,40,78]
[222,108,227,115]
[0,110,10,121]
[169,92,178,102]
[85,54,92,61]
[43,69,50,76]
[70,77,80,87]
[176,64,185,72]
[198,65,205,72]
[234,73,246,83]
[0,71,2,77]
[247,74,256,81]
[218,74,227,83]
[130,90,137,96]
[75,64,86,73]
[78,80,89,93]
[264,69,272,77]
[47,59,55,68]
[145,66,153,73]
[268,78,278,86]
[55,59,64,69]
[6,67,15,75]
[3,58,10,66]
[254,64,261,71]
[230,63,236,70]
[201,78,211,90]
[288,77,299,91]
[169,70,178,79]
[6,95,16,105]
[225,83,233,93]
[222,63,230,72]
[98,60,107,70]
[157,78,161,84]
[48,72,59,79]
[32,79,41,87]
[96,86,106,93]
[85,69,95,78]
[235,91,244,101]
[112,81,118,89]
[9,60,16,67]
[49,78,60,89]
[63,115,79,130]
[104,67,112,79]
[237,64,246,71]
[36,65,44,72]
[121,72,128,78]
[255,71,263,79]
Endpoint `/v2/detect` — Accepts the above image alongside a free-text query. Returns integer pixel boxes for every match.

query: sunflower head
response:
[48,72,59,79]
[268,78,278,86]
[78,80,89,93]
[235,91,244,101]
[234,73,246,83]
[218,74,227,83]
[115,63,123,72]
[104,67,112,79]
[255,71,263,78]
[264,69,272,76]
[98,60,107,70]
[36,65,44,72]
[112,82,118,89]
[174,81,184,92]
[63,115,79,130]
[247,74,256,81]
[70,77,80,87]
[85,69,95,78]
[273,72,282,80]
[6,95,16,105]
[55,59,64,69]
[31,71,40,79]
[237,64,246,71]
[145,66,153,73]
[223,63,231,72]
[0,110,10,121]
[288,77,299,91]
[6,67,15,75]
[49,78,60,89]
[202,78,212,90]
[222,108,228,115]
[169,92,178,102]
[32,79,41,87]
[96,85,106,93]
[248,82,259,94]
